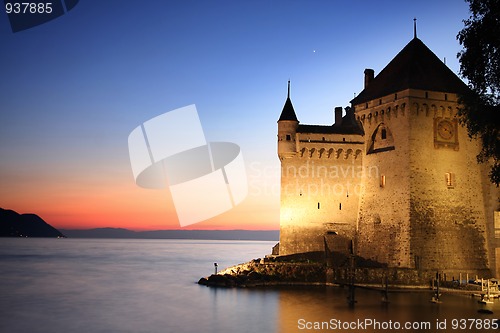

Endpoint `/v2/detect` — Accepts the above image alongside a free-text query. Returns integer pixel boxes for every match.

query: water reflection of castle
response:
[276,35,500,278]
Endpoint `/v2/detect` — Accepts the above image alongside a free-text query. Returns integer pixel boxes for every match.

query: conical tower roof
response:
[278,81,298,122]
[351,37,469,106]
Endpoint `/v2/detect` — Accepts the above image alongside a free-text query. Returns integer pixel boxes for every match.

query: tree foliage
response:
[457,0,500,185]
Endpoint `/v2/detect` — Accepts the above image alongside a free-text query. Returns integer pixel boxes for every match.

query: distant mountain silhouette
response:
[60,228,279,241]
[0,208,65,238]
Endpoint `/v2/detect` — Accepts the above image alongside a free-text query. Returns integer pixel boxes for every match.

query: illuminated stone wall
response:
[354,90,412,268]
[353,89,496,274]
[406,90,492,272]
[278,129,362,255]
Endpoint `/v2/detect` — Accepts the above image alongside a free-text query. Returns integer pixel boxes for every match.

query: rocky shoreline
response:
[198,257,487,293]
[198,259,326,288]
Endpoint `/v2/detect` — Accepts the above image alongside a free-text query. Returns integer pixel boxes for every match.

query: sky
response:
[0,0,471,230]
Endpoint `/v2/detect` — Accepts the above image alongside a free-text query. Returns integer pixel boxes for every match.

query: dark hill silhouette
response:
[0,208,65,238]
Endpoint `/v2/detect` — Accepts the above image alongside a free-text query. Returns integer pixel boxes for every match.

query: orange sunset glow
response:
[0,157,280,230]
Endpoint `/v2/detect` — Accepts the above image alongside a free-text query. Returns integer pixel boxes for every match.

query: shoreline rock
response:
[198,257,488,292]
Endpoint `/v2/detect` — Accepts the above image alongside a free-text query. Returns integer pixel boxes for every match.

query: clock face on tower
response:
[437,119,454,140]
[434,117,459,150]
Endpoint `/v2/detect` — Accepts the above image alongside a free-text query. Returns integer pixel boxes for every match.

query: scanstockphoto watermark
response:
[248,161,380,197]
[297,318,433,331]
[297,318,500,331]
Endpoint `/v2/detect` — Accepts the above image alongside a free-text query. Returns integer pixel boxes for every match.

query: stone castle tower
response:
[277,36,500,278]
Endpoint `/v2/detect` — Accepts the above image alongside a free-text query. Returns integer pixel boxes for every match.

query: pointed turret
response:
[278,81,299,159]
[278,81,298,121]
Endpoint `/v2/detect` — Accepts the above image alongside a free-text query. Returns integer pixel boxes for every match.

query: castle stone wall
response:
[407,92,491,273]
[355,93,411,267]
[279,132,362,255]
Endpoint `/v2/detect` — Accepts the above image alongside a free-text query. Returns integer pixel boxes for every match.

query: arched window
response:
[368,123,395,154]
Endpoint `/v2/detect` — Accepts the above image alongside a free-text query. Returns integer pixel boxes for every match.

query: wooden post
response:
[381,276,389,304]
[347,240,356,307]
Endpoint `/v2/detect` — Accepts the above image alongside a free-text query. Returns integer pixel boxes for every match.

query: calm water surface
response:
[0,238,499,333]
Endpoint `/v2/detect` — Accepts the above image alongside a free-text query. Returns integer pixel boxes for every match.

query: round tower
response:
[277,81,299,159]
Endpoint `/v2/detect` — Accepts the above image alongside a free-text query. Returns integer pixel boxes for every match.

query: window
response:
[317,202,320,209]
[425,91,429,99]
[445,94,448,101]
[368,124,394,154]
[445,172,454,188]
[380,175,386,188]
[339,203,342,210]
[286,134,291,141]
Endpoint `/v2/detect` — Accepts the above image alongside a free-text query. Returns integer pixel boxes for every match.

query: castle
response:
[277,35,500,278]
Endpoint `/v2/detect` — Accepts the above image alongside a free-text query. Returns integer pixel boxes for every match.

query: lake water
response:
[1,238,499,333]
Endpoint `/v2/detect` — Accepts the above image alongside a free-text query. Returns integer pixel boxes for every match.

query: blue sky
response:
[0,1,471,229]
